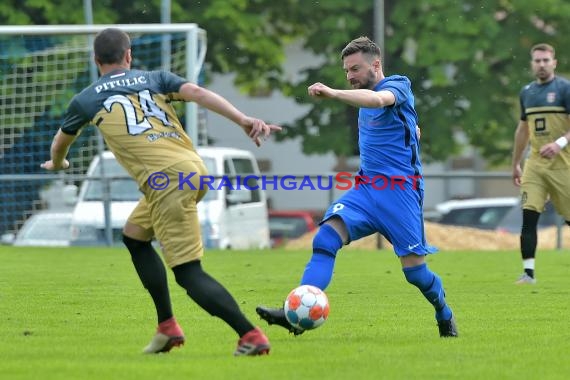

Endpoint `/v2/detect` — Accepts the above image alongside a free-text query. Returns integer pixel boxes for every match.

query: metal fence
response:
[0,170,565,249]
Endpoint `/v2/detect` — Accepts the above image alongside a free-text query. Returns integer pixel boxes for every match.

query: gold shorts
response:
[521,160,570,220]
[128,160,209,267]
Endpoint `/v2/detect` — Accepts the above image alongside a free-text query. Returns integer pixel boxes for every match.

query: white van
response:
[197,147,270,249]
[70,147,270,249]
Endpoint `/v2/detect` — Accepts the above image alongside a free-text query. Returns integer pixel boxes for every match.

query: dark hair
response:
[94,28,131,65]
[530,43,555,57]
[341,36,381,61]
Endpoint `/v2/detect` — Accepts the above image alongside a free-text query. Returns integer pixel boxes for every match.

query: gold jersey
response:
[519,76,570,169]
[61,69,201,185]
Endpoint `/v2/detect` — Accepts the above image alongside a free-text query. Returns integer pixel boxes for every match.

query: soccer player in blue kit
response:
[256,36,458,338]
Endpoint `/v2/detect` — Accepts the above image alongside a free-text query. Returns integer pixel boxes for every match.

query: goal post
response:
[0,23,207,150]
[0,24,207,237]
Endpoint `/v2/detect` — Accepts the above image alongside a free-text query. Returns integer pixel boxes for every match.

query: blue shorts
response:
[322,182,437,257]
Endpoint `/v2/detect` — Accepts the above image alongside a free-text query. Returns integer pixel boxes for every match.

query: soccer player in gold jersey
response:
[41,28,280,355]
[512,43,570,284]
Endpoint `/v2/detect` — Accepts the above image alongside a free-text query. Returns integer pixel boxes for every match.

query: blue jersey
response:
[322,75,435,256]
[358,75,422,189]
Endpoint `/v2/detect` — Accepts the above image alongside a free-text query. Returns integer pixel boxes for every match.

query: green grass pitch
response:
[0,246,569,380]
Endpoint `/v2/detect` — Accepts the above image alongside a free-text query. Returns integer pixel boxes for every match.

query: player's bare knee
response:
[322,216,349,243]
[122,234,152,252]
[312,224,343,257]
[400,254,425,269]
[123,221,154,241]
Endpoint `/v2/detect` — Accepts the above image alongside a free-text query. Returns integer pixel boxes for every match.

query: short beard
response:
[351,71,377,89]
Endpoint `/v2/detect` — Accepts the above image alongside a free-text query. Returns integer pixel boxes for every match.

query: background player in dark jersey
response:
[256,36,457,338]
[41,28,280,356]
[511,43,570,285]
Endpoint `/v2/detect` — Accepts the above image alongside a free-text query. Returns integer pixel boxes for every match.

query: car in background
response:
[434,197,519,230]
[434,197,561,232]
[269,210,319,248]
[70,148,270,249]
[4,212,73,247]
[495,200,561,234]
[197,147,270,249]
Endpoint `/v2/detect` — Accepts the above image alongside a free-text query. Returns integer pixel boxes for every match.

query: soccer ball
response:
[284,285,329,330]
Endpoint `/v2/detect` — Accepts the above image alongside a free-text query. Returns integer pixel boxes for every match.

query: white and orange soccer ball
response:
[284,285,330,331]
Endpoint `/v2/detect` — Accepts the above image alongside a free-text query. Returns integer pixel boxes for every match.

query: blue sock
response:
[403,263,452,321]
[300,224,343,290]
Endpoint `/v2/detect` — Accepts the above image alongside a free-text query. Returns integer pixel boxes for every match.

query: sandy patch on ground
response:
[284,222,568,251]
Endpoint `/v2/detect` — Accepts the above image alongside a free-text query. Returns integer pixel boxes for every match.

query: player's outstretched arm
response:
[178,82,281,146]
[307,82,395,108]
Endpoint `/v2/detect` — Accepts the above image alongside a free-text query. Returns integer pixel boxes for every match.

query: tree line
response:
[3,0,570,165]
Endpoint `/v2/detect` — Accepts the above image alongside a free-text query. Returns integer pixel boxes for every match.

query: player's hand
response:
[539,142,561,159]
[416,125,421,140]
[512,164,523,187]
[40,159,70,171]
[240,117,282,147]
[308,82,335,98]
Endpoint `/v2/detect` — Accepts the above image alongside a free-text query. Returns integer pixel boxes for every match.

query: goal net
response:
[0,24,207,237]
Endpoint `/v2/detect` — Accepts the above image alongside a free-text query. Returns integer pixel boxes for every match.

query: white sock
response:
[523,258,535,270]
